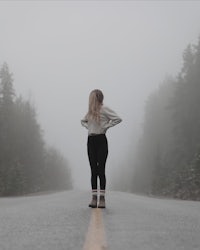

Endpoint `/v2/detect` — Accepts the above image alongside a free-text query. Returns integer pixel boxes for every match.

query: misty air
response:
[0,1,200,250]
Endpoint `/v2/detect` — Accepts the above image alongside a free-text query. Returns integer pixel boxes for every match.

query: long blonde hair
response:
[86,89,104,122]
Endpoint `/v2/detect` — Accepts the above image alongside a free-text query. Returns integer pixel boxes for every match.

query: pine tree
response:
[0,63,16,195]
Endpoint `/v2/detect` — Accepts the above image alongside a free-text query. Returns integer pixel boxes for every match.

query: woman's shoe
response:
[88,195,97,208]
[98,195,106,208]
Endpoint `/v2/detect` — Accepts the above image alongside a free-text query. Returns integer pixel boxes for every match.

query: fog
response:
[0,1,200,190]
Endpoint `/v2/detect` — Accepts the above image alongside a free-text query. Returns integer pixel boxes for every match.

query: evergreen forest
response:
[0,63,72,196]
[131,37,200,200]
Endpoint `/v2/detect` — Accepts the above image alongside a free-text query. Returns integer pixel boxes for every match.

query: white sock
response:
[100,190,105,197]
[92,189,98,196]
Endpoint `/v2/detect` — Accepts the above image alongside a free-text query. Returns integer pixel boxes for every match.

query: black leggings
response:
[87,134,108,190]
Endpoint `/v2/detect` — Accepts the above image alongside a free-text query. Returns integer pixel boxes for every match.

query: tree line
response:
[0,63,72,196]
[113,37,200,200]
[131,37,200,200]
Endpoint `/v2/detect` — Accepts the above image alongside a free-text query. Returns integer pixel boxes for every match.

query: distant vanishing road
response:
[0,190,200,250]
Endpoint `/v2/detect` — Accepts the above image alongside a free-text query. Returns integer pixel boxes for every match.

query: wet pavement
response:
[0,190,200,250]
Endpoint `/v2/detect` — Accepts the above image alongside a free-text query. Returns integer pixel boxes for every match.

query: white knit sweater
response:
[81,105,122,135]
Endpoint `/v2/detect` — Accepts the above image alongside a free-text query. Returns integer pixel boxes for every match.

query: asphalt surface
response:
[0,190,200,250]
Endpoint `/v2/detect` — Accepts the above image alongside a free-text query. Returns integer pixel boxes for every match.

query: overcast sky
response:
[1,1,200,190]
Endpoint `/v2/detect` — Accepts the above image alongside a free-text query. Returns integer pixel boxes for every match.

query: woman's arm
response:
[104,106,122,128]
[81,116,88,129]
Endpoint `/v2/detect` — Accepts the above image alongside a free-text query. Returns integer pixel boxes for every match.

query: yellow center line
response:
[83,208,108,250]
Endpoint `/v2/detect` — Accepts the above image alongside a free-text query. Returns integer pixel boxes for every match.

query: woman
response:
[81,89,122,208]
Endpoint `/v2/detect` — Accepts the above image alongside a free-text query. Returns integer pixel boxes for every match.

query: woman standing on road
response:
[81,89,122,208]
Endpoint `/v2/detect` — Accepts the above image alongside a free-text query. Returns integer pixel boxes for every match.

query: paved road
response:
[104,192,200,250]
[0,190,200,250]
